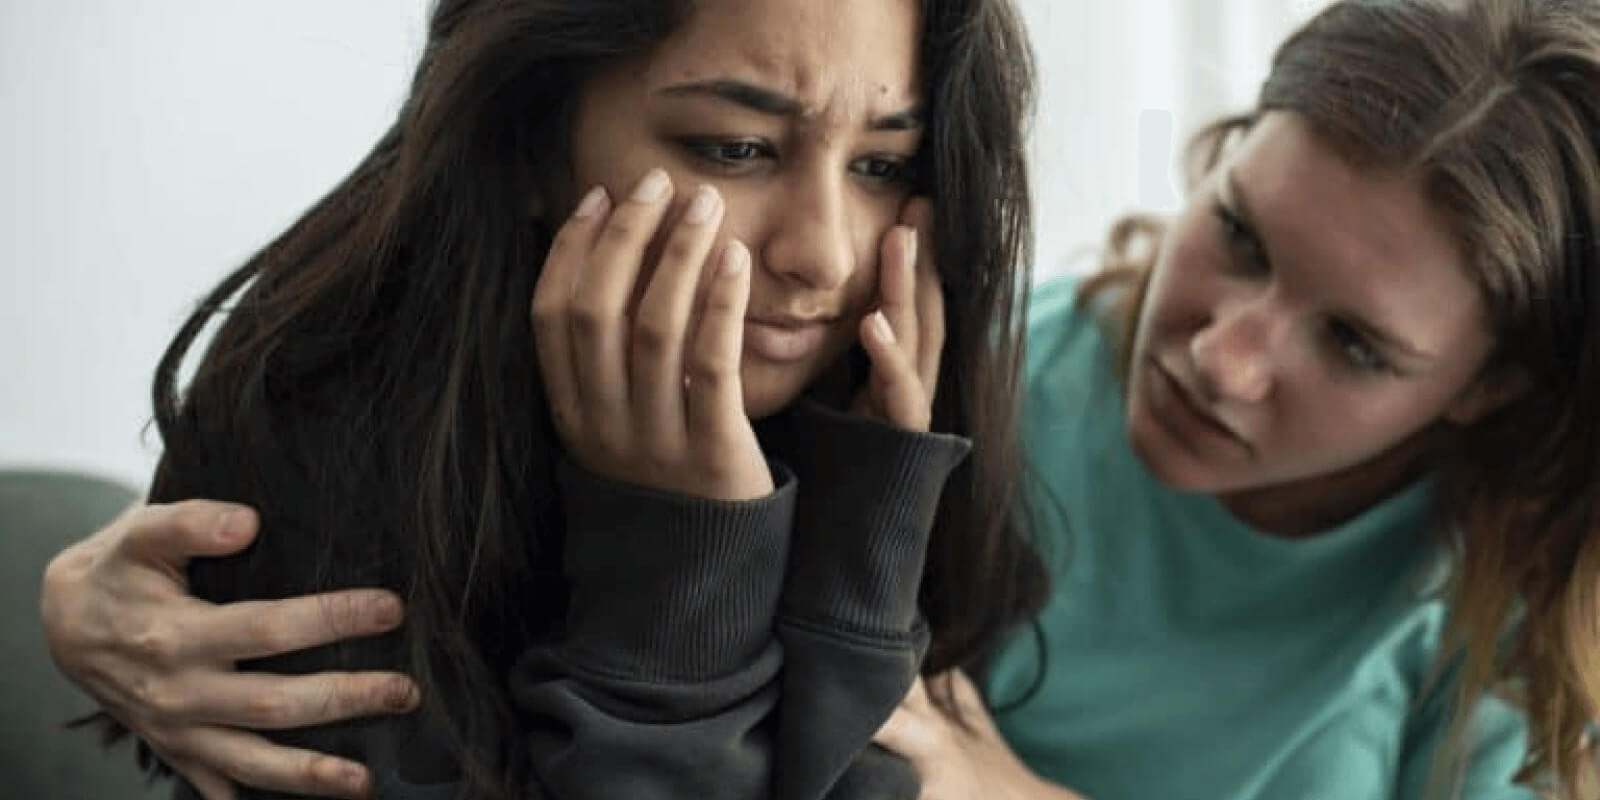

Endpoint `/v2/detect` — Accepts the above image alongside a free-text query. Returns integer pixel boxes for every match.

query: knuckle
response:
[222,756,275,792]
[548,401,582,435]
[246,690,296,725]
[131,675,187,718]
[697,458,737,487]
[127,621,183,667]
[685,356,734,387]
[593,429,631,462]
[529,298,562,330]
[568,300,614,338]
[41,543,90,590]
[598,213,645,246]
[659,235,702,269]
[630,317,673,356]
[40,551,93,635]
[702,286,739,314]
[686,340,738,382]
[243,613,292,653]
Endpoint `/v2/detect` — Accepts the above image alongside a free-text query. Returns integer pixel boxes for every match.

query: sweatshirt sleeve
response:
[508,460,798,800]
[365,401,968,800]
[760,399,973,800]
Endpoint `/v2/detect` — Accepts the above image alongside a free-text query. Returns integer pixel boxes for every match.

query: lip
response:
[744,315,835,363]
[1147,358,1251,457]
[746,312,839,328]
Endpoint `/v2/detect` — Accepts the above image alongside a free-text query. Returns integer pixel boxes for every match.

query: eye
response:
[1212,203,1268,276]
[849,154,916,187]
[680,138,777,172]
[1327,319,1393,375]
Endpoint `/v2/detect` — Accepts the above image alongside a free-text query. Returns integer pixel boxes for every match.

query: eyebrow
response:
[658,79,924,131]
[1223,171,1438,363]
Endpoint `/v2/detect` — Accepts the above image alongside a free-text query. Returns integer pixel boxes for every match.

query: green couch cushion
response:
[0,469,169,799]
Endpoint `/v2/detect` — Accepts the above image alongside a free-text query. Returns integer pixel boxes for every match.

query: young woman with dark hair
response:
[38,0,1048,798]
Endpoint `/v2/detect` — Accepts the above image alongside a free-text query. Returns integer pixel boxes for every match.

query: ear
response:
[1445,366,1529,426]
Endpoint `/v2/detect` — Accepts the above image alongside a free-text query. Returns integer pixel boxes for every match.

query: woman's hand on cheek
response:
[873,670,1090,800]
[532,170,773,501]
[39,501,421,800]
[853,197,944,432]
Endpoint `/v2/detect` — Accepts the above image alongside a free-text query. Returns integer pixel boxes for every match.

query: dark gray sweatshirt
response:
[174,400,969,800]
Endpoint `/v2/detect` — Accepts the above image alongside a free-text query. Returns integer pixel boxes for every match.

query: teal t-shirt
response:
[985,277,1533,800]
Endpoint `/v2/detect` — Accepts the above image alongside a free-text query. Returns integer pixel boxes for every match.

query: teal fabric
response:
[986,278,1533,800]
[0,469,169,799]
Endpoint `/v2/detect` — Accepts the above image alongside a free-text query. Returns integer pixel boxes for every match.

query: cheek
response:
[1138,219,1215,342]
[844,196,907,300]
[714,193,763,252]
[1273,376,1453,456]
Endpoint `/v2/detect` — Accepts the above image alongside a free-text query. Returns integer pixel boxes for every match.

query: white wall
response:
[0,0,1324,489]
[1021,0,1330,279]
[1,1,429,486]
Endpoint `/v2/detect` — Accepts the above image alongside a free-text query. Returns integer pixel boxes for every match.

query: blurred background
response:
[0,0,1331,490]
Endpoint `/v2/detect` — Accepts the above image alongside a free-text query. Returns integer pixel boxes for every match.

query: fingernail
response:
[386,680,421,711]
[339,763,370,796]
[903,227,918,266]
[217,509,250,542]
[311,757,369,797]
[573,185,609,219]
[720,240,749,277]
[632,168,671,203]
[873,310,896,343]
[371,594,404,628]
[684,185,721,224]
[215,511,237,541]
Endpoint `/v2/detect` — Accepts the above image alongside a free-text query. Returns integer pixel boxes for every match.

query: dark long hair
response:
[1089,1,1600,796]
[117,1,1046,797]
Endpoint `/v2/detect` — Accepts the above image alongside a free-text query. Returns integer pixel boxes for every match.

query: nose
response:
[758,170,855,291]
[1189,300,1274,404]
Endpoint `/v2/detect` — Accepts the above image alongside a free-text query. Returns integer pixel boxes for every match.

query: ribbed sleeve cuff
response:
[762,400,971,636]
[557,461,796,681]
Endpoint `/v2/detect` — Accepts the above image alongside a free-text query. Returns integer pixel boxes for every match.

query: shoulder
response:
[1022,275,1126,429]
[1024,275,1094,366]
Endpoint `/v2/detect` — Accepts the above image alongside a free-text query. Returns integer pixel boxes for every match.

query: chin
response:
[741,387,794,419]
[739,345,850,419]
[739,368,812,420]
[1129,426,1203,490]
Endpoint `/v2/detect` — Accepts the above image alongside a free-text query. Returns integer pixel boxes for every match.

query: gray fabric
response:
[0,469,168,800]
[364,405,968,799]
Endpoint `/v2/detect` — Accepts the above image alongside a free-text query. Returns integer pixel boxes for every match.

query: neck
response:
[1217,425,1443,538]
